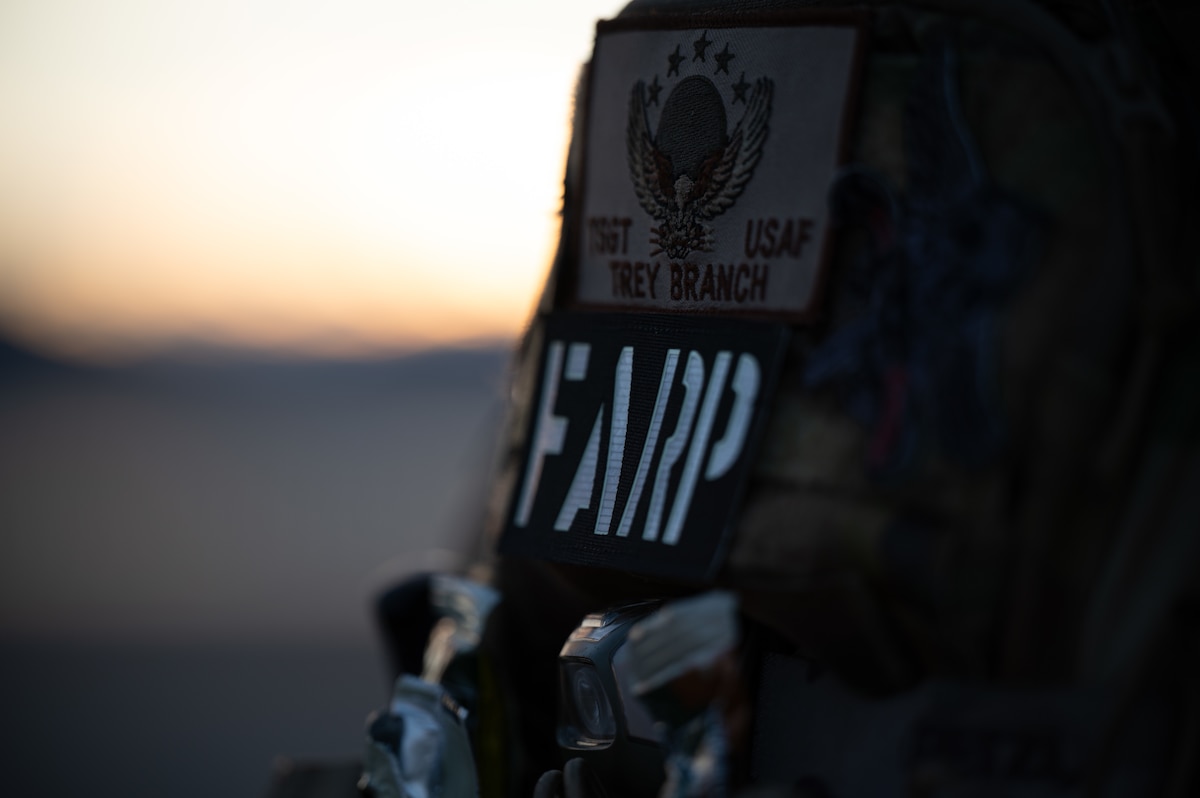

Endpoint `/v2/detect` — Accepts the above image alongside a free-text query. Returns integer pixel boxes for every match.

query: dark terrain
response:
[0,337,510,797]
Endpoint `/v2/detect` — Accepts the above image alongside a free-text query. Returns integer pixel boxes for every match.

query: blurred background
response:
[0,1,624,795]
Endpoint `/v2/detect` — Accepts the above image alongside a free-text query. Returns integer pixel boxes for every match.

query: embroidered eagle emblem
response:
[626,75,773,260]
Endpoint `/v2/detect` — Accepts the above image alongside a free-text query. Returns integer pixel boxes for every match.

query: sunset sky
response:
[0,0,625,362]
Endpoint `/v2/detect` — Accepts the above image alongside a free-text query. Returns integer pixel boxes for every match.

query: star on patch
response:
[646,76,662,106]
[693,31,712,62]
[732,72,750,104]
[667,45,684,77]
[714,43,735,75]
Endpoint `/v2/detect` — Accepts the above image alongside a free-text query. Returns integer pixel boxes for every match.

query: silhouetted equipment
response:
[269,1,1200,795]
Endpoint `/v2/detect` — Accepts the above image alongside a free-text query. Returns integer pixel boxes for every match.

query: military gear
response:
[554,601,667,797]
[264,1,1200,796]
[626,591,739,697]
[475,0,1200,796]
[628,593,744,798]
[360,676,479,798]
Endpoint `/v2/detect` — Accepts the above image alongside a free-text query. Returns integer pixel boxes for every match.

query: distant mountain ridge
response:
[0,332,515,393]
[0,336,91,381]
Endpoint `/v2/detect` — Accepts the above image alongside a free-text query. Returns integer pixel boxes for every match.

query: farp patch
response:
[499,312,788,581]
[574,17,863,320]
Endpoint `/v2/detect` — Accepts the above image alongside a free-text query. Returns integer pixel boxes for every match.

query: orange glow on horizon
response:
[0,0,625,362]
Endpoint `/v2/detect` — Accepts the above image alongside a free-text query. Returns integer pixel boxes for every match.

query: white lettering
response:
[554,407,603,531]
[515,341,570,527]
[663,352,731,545]
[596,347,632,535]
[516,341,763,549]
[705,353,760,480]
[615,348,680,537]
[565,342,591,381]
[644,351,704,542]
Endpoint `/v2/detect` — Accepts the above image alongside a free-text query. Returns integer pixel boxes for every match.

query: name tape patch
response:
[499,312,788,581]
[576,20,861,318]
